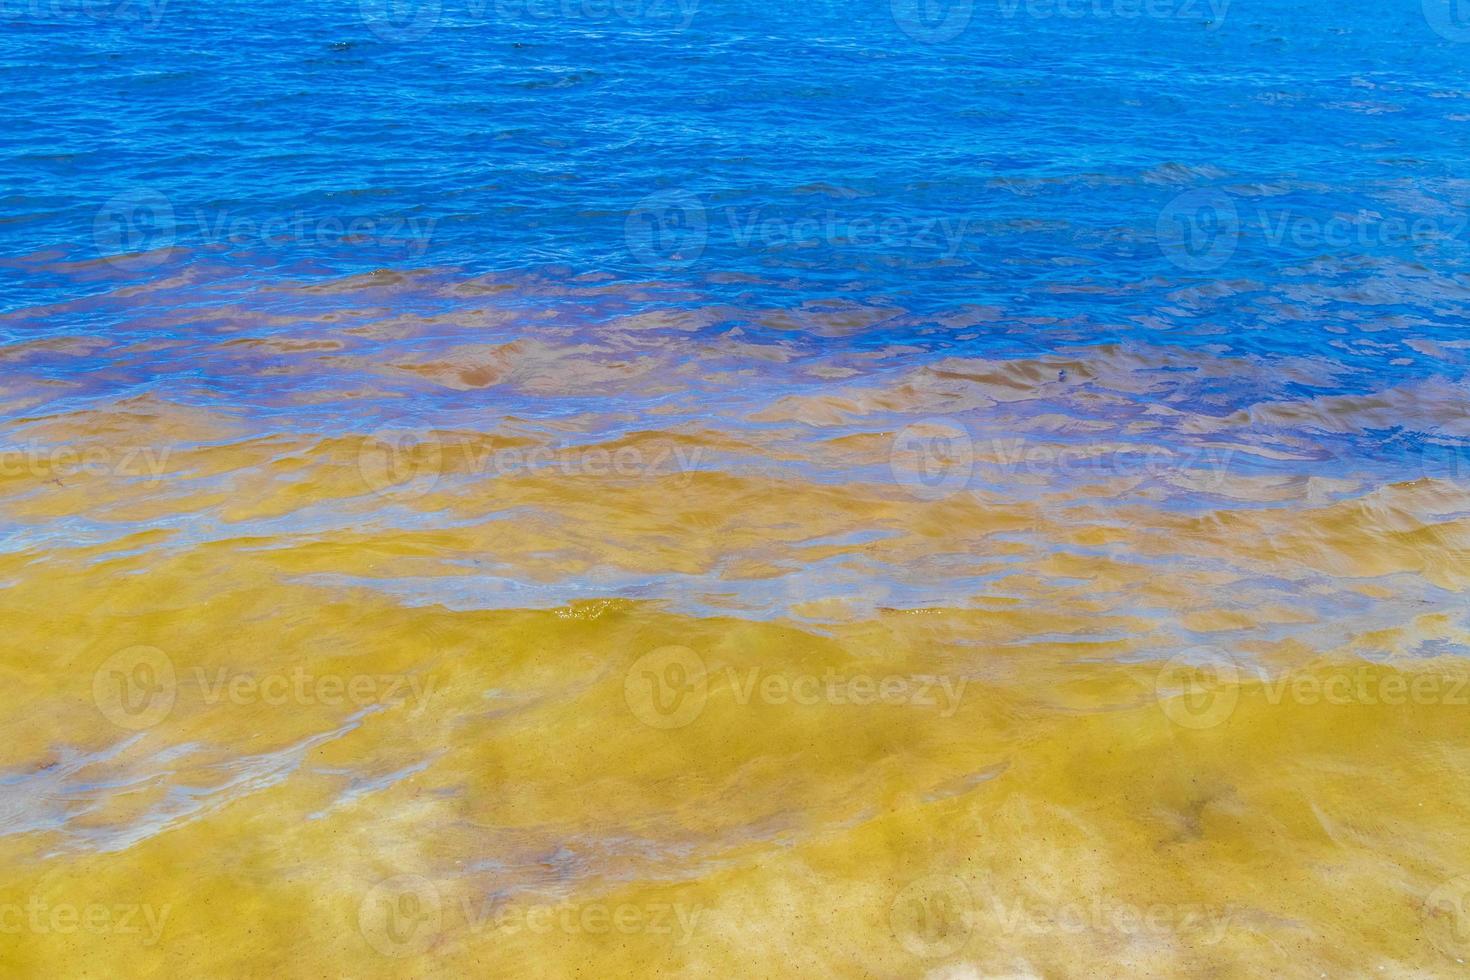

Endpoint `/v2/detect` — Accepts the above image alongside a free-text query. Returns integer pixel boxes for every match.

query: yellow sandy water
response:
[2,270,1470,976]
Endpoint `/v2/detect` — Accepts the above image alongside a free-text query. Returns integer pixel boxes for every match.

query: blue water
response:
[2,0,1469,471]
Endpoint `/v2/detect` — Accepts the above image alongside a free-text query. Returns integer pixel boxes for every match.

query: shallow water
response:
[4,0,1470,976]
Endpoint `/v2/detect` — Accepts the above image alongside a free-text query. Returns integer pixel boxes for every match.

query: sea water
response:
[1,0,1470,974]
